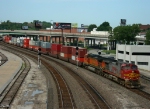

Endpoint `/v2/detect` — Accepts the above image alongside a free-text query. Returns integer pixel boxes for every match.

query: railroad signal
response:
[76,46,78,55]
[98,51,101,55]
[38,48,41,55]
[38,48,41,51]
[76,47,78,50]
[76,46,79,69]
[37,48,41,68]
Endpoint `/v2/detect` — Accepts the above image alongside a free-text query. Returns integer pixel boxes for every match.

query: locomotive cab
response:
[121,63,140,88]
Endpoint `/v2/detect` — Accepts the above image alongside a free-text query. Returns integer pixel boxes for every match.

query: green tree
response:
[88,24,97,32]
[42,21,51,29]
[145,30,150,45]
[97,21,112,31]
[112,24,140,44]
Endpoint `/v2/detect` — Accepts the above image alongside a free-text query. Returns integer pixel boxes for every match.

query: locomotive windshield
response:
[121,64,137,70]
[131,65,137,70]
[122,65,130,70]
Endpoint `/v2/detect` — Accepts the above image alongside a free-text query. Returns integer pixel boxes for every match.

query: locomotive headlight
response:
[132,71,134,73]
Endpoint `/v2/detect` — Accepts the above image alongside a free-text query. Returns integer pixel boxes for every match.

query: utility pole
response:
[76,46,79,69]
[50,20,53,35]
[61,28,64,45]
[38,48,41,68]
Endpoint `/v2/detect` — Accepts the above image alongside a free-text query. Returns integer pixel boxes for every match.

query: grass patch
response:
[102,50,116,54]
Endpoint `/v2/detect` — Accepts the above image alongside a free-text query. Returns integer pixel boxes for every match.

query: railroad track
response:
[0,42,112,108]
[0,51,31,108]
[129,88,150,101]
[0,42,76,109]
[140,74,150,82]
[0,52,8,66]
[44,55,111,109]
[2,42,150,108]
[42,60,76,108]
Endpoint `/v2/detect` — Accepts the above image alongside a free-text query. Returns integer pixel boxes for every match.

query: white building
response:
[90,29,109,45]
[116,44,150,71]
[91,30,109,36]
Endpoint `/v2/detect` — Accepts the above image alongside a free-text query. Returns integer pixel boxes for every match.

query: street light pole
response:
[124,39,126,62]
[61,28,64,45]
[50,20,53,35]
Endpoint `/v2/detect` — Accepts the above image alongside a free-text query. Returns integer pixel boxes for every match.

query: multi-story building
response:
[116,44,150,71]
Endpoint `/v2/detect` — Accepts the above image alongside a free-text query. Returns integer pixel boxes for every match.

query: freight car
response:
[83,54,140,88]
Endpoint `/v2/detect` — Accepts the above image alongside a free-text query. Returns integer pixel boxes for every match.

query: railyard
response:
[0,41,150,109]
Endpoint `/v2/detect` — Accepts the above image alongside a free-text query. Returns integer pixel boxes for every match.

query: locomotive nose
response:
[129,71,140,80]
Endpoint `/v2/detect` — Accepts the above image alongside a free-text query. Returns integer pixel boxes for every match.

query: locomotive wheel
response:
[100,72,104,76]
[95,69,99,74]
[120,80,125,86]
[104,73,108,78]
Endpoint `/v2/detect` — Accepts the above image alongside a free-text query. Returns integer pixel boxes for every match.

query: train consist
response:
[2,35,141,88]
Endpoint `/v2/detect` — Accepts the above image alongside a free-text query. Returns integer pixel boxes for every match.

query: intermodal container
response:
[24,39,30,44]
[13,37,17,45]
[6,36,11,43]
[72,47,87,57]
[17,43,20,46]
[8,40,10,44]
[29,45,36,50]
[41,42,51,48]
[29,40,35,46]
[51,43,62,52]
[23,43,29,48]
[69,58,83,66]
[34,46,41,51]
[41,48,51,54]
[61,46,72,54]
[3,36,5,41]
[60,53,72,58]
[35,41,41,46]
[20,39,24,47]
[71,55,86,63]
[17,38,20,43]
[11,37,14,44]
[51,50,60,55]
[77,57,84,62]
[16,38,20,46]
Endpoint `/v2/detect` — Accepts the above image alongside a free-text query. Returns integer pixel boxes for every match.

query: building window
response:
[126,52,129,55]
[137,62,148,65]
[132,52,150,55]
[118,50,124,54]
[126,60,129,63]
[118,59,123,62]
[131,61,135,64]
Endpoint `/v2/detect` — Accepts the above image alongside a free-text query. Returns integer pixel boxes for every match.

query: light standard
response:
[124,39,126,62]
[50,20,53,35]
[61,28,64,45]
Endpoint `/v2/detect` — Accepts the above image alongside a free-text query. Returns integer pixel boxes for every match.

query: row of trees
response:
[88,21,112,32]
[0,20,52,30]
[1,20,150,45]
[111,24,140,44]
[88,22,150,45]
[111,24,150,45]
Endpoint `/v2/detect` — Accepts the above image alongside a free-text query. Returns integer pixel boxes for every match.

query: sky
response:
[0,0,150,28]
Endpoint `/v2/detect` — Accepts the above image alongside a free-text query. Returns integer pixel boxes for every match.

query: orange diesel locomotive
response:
[83,54,140,88]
